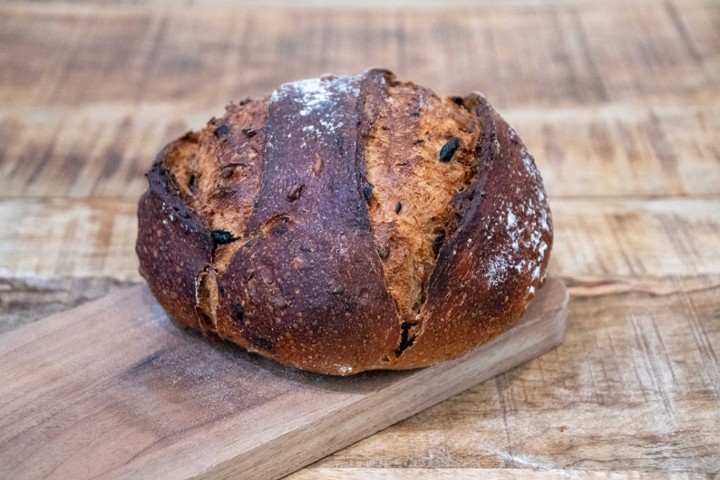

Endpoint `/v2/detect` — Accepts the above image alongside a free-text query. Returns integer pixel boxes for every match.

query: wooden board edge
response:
[202,277,568,480]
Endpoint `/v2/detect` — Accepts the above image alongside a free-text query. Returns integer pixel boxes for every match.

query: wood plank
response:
[0,198,140,280]
[505,104,720,197]
[2,197,718,285]
[2,195,717,337]
[0,1,717,109]
[550,198,720,277]
[0,276,136,336]
[1,103,718,198]
[0,277,568,480]
[9,0,713,6]
[287,468,712,480]
[1,1,718,198]
[8,274,715,475]
[307,274,720,473]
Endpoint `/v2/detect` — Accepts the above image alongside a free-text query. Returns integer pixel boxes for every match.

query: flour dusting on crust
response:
[271,75,361,138]
[483,133,551,293]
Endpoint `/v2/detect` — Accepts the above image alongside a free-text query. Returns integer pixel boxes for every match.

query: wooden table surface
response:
[1,0,718,478]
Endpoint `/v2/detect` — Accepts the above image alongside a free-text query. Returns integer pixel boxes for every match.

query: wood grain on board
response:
[1,0,719,477]
[0,278,567,480]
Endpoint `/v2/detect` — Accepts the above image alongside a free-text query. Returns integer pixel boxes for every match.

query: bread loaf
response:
[136,68,553,375]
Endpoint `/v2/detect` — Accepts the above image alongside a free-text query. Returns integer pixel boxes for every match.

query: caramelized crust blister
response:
[136,68,552,375]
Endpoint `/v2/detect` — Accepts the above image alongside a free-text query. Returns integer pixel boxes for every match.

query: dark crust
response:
[212,70,400,374]
[136,70,553,375]
[136,148,213,330]
[390,93,553,369]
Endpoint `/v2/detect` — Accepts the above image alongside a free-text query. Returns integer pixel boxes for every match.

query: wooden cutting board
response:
[0,277,567,480]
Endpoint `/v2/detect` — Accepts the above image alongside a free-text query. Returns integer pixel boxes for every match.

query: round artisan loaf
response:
[136,68,553,375]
